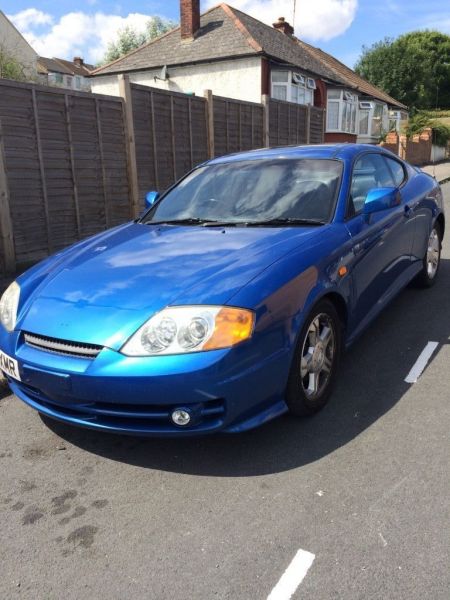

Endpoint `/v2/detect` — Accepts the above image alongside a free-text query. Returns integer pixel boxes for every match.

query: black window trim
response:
[382,153,408,189]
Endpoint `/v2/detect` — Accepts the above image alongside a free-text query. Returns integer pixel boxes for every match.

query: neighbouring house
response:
[0,10,38,80]
[38,56,94,91]
[91,1,407,144]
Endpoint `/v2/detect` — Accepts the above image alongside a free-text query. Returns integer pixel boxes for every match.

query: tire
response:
[415,223,442,288]
[286,299,342,417]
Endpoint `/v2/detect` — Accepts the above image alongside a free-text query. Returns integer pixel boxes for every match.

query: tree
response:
[100,17,177,65]
[355,31,450,111]
[0,44,28,81]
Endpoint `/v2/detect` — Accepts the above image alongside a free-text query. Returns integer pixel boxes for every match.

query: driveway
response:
[1,184,449,600]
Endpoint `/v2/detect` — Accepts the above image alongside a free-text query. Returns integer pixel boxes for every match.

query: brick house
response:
[91,1,406,144]
[38,56,94,91]
[0,10,38,80]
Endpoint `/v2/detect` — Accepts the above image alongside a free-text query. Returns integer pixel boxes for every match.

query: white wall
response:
[0,11,37,79]
[91,57,262,103]
[431,145,446,163]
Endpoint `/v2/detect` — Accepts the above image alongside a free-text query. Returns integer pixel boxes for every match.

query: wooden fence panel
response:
[68,94,107,238]
[131,84,209,200]
[0,84,49,267]
[212,96,264,157]
[97,98,131,227]
[0,79,132,273]
[268,100,312,146]
[36,90,79,251]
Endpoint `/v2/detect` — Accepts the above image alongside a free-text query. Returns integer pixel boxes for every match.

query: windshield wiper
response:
[235,218,326,227]
[145,217,326,227]
[146,218,219,226]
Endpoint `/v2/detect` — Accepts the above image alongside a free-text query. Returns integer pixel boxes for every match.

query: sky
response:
[3,0,450,67]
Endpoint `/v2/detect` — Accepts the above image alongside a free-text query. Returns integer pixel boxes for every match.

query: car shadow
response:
[0,381,10,400]
[42,258,450,477]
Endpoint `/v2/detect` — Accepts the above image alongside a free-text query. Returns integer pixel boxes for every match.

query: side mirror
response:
[363,187,399,215]
[145,191,160,210]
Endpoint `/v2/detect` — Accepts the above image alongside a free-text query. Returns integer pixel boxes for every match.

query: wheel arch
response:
[436,212,445,239]
[293,288,348,342]
[321,291,348,331]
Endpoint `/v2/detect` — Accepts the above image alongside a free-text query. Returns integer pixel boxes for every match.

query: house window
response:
[326,89,358,134]
[271,70,315,106]
[389,110,408,132]
[51,73,63,84]
[371,103,385,137]
[74,76,82,90]
[359,110,370,135]
[65,75,73,87]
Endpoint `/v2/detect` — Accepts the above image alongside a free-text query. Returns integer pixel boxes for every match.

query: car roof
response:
[208,143,396,165]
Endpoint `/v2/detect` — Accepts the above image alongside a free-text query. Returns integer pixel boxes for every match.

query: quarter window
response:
[384,156,406,187]
[349,154,396,216]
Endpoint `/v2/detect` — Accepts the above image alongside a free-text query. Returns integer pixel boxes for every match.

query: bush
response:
[404,113,450,147]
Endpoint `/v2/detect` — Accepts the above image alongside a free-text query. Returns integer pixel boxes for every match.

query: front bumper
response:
[0,328,290,436]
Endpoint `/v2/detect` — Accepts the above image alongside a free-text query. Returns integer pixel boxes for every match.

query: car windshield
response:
[142,158,343,226]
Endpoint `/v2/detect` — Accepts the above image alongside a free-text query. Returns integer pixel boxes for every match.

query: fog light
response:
[171,409,191,426]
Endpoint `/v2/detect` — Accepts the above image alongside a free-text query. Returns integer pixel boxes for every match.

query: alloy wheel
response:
[426,228,440,279]
[300,313,335,400]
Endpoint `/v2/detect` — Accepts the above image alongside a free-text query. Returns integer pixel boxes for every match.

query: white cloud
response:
[207,0,358,41]
[7,0,358,67]
[8,8,54,30]
[7,10,157,64]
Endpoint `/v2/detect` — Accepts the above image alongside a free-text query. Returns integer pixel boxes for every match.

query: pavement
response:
[0,184,450,600]
[421,160,450,183]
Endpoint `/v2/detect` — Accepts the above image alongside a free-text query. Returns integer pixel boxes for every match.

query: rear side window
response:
[384,156,406,187]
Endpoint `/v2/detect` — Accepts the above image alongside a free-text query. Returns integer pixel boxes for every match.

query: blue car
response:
[0,144,444,435]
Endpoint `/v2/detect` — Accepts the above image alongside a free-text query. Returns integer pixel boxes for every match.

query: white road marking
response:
[404,341,439,383]
[267,549,315,600]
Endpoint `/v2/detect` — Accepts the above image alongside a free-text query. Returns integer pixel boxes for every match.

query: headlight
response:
[0,281,20,332]
[121,306,255,356]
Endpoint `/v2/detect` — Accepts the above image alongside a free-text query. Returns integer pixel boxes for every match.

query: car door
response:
[345,152,415,333]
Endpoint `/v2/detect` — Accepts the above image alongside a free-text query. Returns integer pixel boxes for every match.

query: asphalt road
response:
[1,184,449,600]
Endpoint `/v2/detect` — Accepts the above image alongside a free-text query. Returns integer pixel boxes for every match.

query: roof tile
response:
[92,3,405,109]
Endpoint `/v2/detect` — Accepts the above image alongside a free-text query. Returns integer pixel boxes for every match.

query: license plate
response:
[0,350,21,381]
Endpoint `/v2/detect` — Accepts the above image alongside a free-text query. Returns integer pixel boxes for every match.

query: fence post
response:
[118,74,140,218]
[0,121,16,274]
[204,89,215,158]
[322,107,326,143]
[262,94,270,147]
[306,105,311,144]
[399,134,407,160]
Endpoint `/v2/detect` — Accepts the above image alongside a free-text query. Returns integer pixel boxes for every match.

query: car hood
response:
[18,222,323,349]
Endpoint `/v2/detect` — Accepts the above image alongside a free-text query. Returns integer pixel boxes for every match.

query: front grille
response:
[23,332,103,359]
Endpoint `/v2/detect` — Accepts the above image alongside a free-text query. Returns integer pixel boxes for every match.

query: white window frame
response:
[271,70,315,106]
[326,89,358,134]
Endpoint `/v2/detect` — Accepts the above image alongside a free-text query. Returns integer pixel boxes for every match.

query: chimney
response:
[273,17,294,36]
[180,0,200,40]
[73,57,84,67]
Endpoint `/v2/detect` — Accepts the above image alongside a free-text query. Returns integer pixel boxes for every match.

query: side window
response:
[348,154,395,217]
[384,156,406,187]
